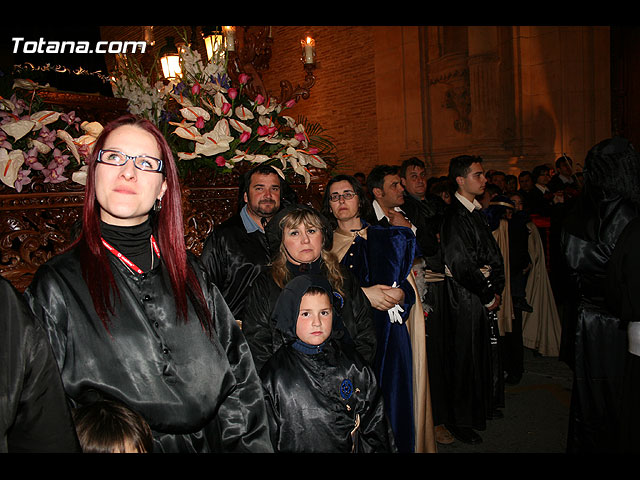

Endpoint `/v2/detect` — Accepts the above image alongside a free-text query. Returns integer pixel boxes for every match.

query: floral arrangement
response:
[0,79,102,191]
[111,42,331,185]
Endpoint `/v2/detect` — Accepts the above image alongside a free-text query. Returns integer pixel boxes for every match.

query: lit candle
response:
[224,26,236,52]
[301,36,315,64]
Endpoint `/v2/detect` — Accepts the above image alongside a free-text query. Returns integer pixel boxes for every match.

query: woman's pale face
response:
[95,125,167,227]
[328,180,359,223]
[282,221,323,264]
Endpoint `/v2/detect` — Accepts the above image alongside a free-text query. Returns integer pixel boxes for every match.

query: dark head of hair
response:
[353,172,366,181]
[237,164,295,210]
[583,137,640,204]
[321,174,375,228]
[555,154,573,169]
[76,114,211,335]
[366,164,399,194]
[448,155,483,183]
[489,170,506,180]
[399,157,426,178]
[518,170,532,179]
[531,165,550,183]
[72,399,153,453]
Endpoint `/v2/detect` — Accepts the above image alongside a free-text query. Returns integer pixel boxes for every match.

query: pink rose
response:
[239,131,251,143]
[215,156,226,167]
[228,88,238,100]
[195,116,205,129]
[285,99,296,108]
[238,73,250,85]
[192,83,201,95]
[255,94,264,105]
[221,103,231,115]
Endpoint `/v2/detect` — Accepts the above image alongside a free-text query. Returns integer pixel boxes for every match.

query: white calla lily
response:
[195,119,234,156]
[71,165,89,186]
[31,111,61,129]
[0,148,25,188]
[1,119,35,141]
[56,130,81,161]
[229,118,251,134]
[180,106,210,123]
[234,105,254,121]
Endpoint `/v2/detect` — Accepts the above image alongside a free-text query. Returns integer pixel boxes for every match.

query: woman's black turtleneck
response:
[100,218,156,272]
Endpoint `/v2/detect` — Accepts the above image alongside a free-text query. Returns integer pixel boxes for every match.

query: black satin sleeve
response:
[199,216,270,320]
[24,248,273,453]
[441,201,505,305]
[260,343,396,453]
[1,277,80,453]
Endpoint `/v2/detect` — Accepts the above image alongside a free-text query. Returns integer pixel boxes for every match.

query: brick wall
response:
[262,26,379,175]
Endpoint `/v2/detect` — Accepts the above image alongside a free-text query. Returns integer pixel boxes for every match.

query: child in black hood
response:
[260,274,396,453]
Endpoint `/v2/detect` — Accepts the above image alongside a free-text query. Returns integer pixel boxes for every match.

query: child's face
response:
[296,292,333,345]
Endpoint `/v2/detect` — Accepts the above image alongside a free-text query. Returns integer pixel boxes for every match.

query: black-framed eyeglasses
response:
[329,191,356,202]
[97,149,164,173]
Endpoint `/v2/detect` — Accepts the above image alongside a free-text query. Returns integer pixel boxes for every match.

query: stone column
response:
[467,26,504,154]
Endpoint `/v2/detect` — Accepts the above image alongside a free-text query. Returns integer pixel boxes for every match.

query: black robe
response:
[1,276,80,453]
[401,193,451,427]
[259,274,396,453]
[561,190,639,452]
[440,195,505,430]
[243,260,377,373]
[23,245,273,453]
[200,213,271,320]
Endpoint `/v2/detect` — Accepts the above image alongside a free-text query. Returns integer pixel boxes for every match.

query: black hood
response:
[271,274,346,343]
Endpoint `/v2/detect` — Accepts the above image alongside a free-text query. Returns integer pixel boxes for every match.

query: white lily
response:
[1,119,35,141]
[195,119,234,156]
[180,106,210,123]
[30,111,61,129]
[234,105,254,121]
[71,165,89,186]
[177,152,200,161]
[229,118,251,134]
[30,139,52,155]
[173,125,203,143]
[0,148,25,188]
[56,130,81,162]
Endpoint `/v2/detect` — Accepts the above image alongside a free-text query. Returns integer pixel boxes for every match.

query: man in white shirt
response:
[440,155,506,445]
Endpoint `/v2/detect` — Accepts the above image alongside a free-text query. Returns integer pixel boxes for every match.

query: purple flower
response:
[38,126,57,149]
[0,130,11,149]
[43,165,68,184]
[23,147,45,170]
[14,169,32,193]
[61,111,81,131]
[51,148,70,168]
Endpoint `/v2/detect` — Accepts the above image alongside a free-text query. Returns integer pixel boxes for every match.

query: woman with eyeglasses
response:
[321,174,437,453]
[242,203,377,374]
[23,115,272,453]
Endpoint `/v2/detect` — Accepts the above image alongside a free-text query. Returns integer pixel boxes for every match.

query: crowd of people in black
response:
[2,113,639,454]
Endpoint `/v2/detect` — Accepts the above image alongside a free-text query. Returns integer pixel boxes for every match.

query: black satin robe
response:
[561,191,639,452]
[200,214,271,320]
[243,261,377,374]
[1,277,80,453]
[260,274,396,453]
[23,246,273,453]
[440,196,505,430]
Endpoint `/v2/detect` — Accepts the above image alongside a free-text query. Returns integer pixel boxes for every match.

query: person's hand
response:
[387,209,412,228]
[487,294,501,311]
[362,284,404,311]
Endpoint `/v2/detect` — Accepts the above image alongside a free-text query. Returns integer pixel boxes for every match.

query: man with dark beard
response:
[200,164,289,321]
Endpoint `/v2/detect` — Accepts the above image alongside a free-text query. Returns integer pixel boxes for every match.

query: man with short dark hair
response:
[440,155,506,445]
[399,157,454,445]
[200,164,288,320]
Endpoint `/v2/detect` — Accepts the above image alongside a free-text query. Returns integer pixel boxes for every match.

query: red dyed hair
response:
[75,114,211,333]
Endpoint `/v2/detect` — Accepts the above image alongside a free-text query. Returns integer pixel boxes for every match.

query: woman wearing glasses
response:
[321,174,436,453]
[24,115,272,453]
